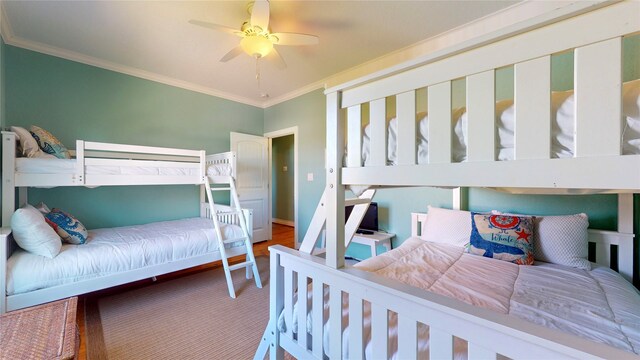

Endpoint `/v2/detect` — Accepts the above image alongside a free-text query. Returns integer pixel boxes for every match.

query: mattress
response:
[280,238,640,358]
[357,78,640,166]
[7,217,245,295]
[14,158,232,177]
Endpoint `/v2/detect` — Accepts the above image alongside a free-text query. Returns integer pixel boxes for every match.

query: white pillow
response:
[10,126,40,157]
[11,204,62,258]
[492,210,590,270]
[421,206,472,247]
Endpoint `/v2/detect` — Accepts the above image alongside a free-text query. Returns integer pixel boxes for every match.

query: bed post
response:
[2,132,16,227]
[617,194,635,282]
[326,91,346,269]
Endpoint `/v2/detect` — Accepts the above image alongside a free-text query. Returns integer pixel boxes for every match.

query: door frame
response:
[264,126,299,247]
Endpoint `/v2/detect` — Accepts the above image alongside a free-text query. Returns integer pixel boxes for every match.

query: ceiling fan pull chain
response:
[256,58,262,90]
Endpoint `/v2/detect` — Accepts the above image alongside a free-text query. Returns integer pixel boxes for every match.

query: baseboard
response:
[272,218,294,227]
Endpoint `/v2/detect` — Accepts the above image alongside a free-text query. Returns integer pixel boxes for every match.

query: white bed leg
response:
[246,254,253,279]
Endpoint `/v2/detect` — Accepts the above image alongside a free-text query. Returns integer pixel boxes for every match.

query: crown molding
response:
[261,80,325,108]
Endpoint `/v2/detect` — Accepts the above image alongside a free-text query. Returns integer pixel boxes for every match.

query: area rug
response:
[85,256,273,360]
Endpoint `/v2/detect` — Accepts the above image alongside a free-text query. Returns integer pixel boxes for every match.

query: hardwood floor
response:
[76,223,295,360]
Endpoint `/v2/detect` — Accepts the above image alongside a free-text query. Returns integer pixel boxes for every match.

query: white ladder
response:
[204,179,262,298]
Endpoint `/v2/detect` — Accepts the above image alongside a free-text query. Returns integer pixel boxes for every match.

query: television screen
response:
[345,202,378,232]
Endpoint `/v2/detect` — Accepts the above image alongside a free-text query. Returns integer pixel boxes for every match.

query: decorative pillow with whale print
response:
[468,213,535,265]
[45,208,88,245]
[29,125,71,159]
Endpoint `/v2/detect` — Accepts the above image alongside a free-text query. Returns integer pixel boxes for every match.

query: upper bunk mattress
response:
[14,158,232,177]
[7,217,245,296]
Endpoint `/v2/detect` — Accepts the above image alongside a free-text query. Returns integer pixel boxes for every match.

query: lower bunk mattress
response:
[7,217,245,296]
[280,238,640,358]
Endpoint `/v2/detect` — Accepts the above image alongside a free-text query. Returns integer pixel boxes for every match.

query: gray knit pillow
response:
[492,211,590,270]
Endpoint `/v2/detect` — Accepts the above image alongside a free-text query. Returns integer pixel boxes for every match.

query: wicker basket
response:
[0,297,78,359]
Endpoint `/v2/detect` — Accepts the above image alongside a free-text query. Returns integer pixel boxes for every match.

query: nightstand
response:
[320,230,395,258]
[351,231,394,257]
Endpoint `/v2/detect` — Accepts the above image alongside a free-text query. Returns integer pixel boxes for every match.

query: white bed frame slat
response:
[468,343,497,360]
[325,92,346,269]
[269,250,285,360]
[428,81,453,164]
[297,271,308,350]
[283,268,294,339]
[397,314,418,359]
[329,286,343,359]
[369,98,387,167]
[347,105,363,168]
[430,328,454,359]
[396,91,417,165]
[371,303,389,359]
[312,281,324,357]
[514,56,551,160]
[466,70,496,162]
[348,294,364,360]
[574,37,623,157]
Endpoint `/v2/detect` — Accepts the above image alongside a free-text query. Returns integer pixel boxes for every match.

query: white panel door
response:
[230,132,271,242]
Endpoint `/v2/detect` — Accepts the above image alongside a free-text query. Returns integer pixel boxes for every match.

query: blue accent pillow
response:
[29,125,71,159]
[468,213,535,265]
[45,209,88,245]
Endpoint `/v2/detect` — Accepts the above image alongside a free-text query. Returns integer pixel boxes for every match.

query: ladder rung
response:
[209,187,232,191]
[223,236,249,244]
[228,261,254,271]
[345,198,372,206]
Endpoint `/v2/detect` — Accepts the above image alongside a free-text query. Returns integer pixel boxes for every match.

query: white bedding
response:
[281,238,640,358]
[358,79,640,166]
[7,217,245,295]
[14,158,232,177]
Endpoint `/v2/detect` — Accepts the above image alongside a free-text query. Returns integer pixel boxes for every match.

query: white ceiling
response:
[1,1,520,107]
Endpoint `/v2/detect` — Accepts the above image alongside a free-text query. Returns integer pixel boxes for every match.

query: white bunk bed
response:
[1,131,261,313]
[260,1,640,359]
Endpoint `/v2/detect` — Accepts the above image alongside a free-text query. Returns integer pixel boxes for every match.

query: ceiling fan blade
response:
[251,0,270,31]
[189,20,243,37]
[268,48,287,70]
[220,46,244,62]
[271,32,319,46]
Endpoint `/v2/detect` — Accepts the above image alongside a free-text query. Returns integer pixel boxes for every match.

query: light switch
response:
[283,166,288,172]
[307,173,314,181]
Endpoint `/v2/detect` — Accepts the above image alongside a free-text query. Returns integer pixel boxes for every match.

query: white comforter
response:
[7,217,245,295]
[281,238,640,358]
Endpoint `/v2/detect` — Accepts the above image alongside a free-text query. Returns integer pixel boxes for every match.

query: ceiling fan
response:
[189,0,319,69]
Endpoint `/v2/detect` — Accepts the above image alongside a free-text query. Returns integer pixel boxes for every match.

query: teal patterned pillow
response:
[469,213,535,265]
[45,209,88,245]
[29,126,71,159]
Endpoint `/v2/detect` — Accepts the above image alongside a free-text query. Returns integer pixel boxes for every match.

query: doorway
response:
[265,127,298,247]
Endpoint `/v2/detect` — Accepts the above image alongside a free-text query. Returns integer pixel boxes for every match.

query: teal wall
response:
[3,45,263,229]
[272,134,294,222]
[264,90,326,241]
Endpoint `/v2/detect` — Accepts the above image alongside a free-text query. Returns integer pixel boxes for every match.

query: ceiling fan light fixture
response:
[240,34,273,58]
